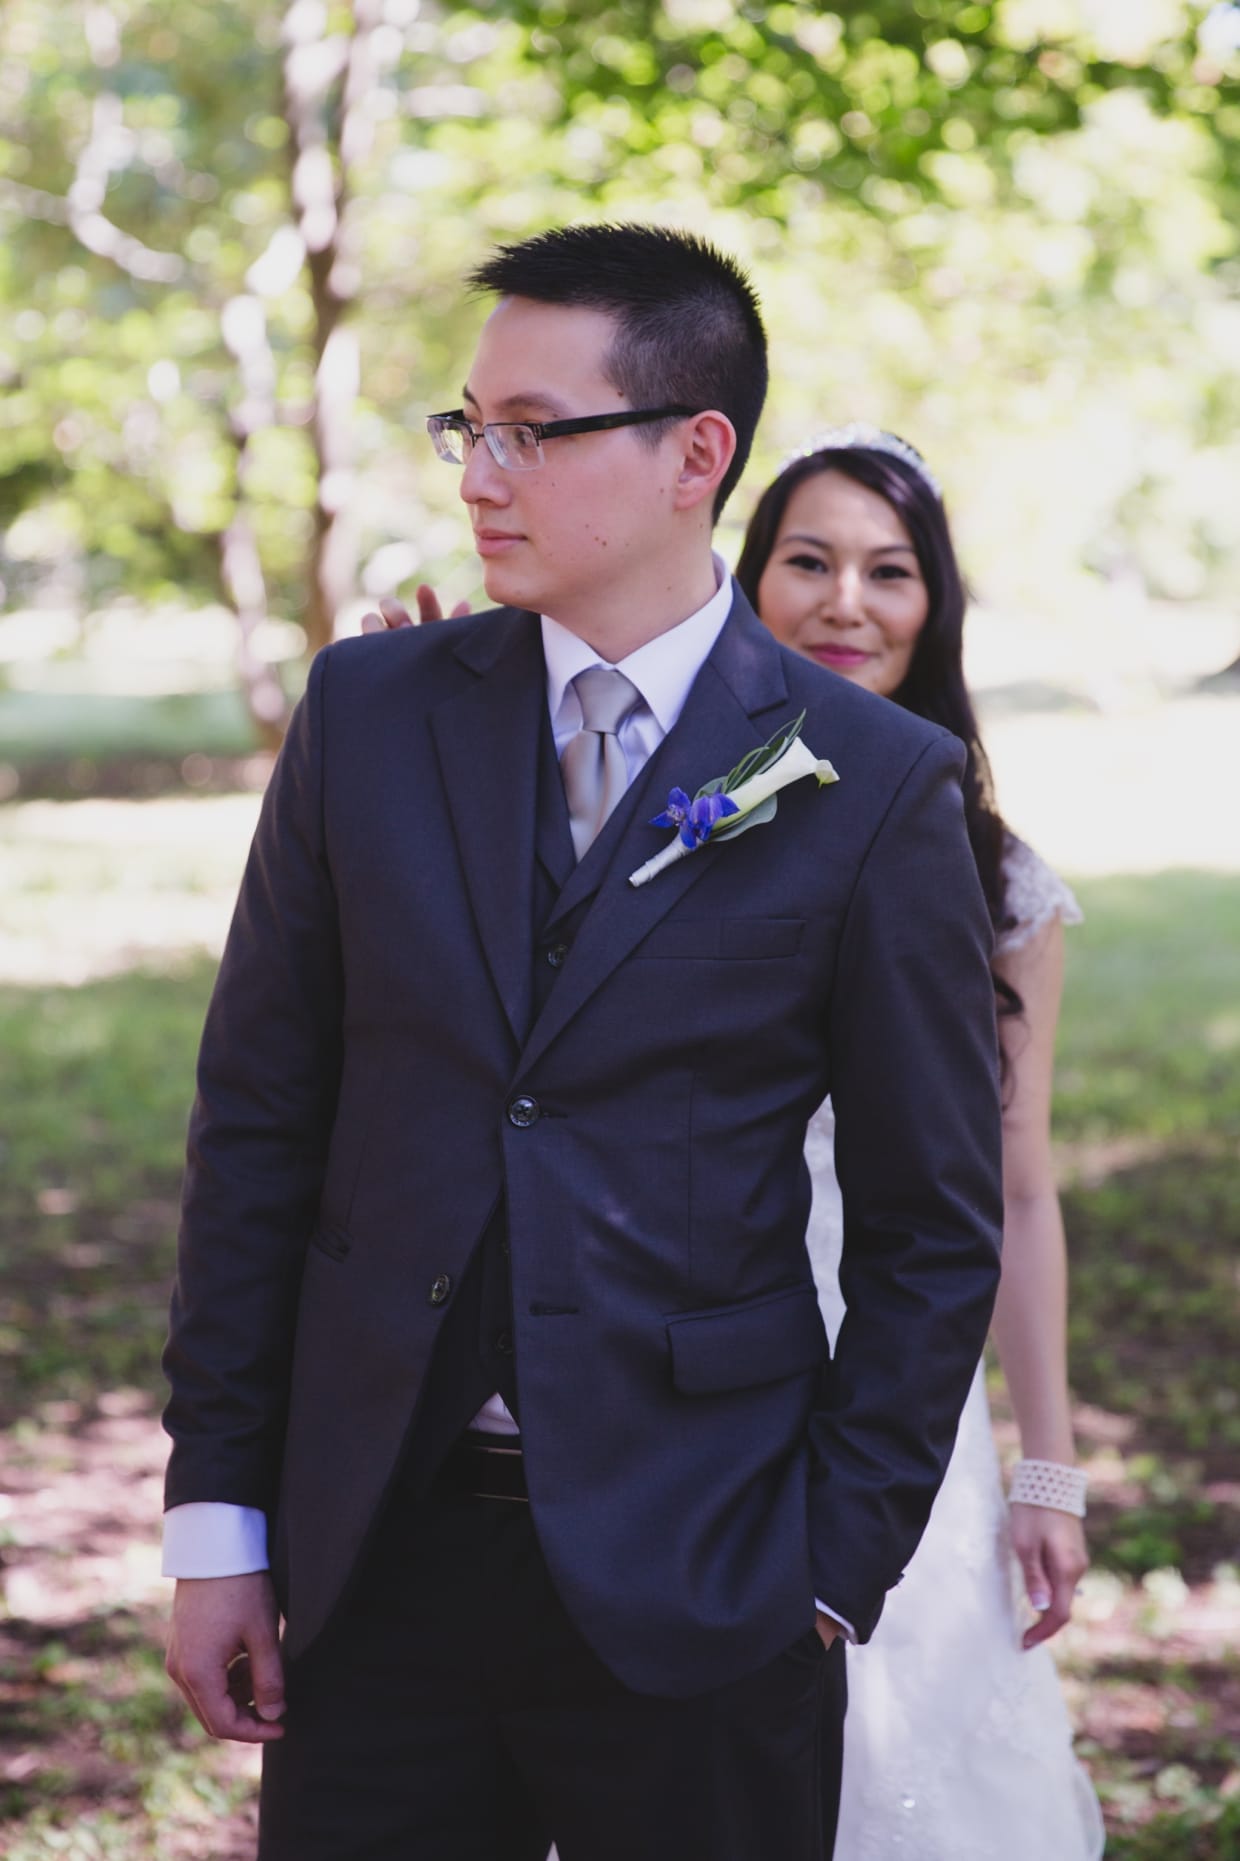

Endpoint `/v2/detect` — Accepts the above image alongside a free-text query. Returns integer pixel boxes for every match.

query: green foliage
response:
[0,961,217,1420]
[470,0,1240,219]
[2,0,1240,660]
[1056,872,1240,1581]
[1103,1797,1240,1860]
[0,689,259,766]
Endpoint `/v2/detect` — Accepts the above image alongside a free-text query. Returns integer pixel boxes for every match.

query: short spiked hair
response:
[468,223,768,520]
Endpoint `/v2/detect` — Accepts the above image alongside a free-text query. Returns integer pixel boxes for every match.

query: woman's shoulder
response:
[995,833,1083,957]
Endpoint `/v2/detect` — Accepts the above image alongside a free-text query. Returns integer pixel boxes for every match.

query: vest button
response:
[546,942,569,968]
[508,1095,540,1128]
[495,1328,513,1356]
[428,1274,453,1307]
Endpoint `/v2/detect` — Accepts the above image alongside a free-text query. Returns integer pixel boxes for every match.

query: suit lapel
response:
[534,703,575,894]
[429,610,545,1047]
[518,594,791,1079]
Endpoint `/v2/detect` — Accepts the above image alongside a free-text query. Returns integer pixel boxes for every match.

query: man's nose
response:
[460,434,509,506]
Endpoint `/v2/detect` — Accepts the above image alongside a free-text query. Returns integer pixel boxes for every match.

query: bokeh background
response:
[2,3,1239,1856]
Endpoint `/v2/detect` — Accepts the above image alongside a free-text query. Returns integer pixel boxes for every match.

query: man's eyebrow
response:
[780,532,917,556]
[461,386,572,418]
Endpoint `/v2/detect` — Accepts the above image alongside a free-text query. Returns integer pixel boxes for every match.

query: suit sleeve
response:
[162,648,344,1517]
[807,730,1004,1642]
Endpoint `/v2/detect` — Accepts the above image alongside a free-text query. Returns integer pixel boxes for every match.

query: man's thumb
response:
[248,1629,286,1722]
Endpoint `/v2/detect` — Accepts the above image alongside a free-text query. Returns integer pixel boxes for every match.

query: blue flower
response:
[650,786,693,833]
[652,786,738,849]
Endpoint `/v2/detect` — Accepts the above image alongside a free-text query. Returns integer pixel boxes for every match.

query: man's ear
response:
[671,411,736,514]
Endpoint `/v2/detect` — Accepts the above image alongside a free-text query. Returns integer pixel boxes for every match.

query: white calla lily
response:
[629,731,838,888]
[724,735,838,820]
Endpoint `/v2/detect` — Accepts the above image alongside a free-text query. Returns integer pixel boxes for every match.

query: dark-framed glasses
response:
[426,405,699,472]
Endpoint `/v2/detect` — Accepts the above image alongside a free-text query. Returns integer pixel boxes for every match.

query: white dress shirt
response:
[162,560,854,1637]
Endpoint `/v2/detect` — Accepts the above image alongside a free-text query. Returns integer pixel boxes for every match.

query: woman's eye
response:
[785,553,827,573]
[873,564,911,582]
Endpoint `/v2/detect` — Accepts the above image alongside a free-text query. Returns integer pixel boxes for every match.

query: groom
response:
[162,224,1003,1860]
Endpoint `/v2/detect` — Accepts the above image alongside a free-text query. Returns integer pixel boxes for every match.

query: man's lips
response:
[473,530,523,556]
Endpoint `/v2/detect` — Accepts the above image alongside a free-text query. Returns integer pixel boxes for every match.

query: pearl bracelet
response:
[1008,1458,1088,1518]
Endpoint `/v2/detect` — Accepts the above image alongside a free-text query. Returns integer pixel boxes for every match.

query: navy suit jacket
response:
[163,590,1003,1696]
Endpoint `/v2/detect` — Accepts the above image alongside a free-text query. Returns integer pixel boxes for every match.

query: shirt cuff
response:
[814,1599,857,1643]
[162,1502,269,1578]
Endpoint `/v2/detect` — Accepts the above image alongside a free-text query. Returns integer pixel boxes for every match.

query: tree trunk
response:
[219,293,288,749]
[284,0,385,655]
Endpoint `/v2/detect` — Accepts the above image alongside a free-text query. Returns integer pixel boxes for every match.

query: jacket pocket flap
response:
[667,1284,826,1395]
[719,917,804,959]
[636,917,806,960]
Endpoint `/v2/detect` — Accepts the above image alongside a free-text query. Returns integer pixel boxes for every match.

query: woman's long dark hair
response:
[736,444,1020,1013]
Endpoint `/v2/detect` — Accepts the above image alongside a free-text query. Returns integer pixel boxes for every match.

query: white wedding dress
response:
[807,838,1104,1860]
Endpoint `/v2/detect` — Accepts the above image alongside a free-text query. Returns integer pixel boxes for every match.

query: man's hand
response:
[360,585,471,633]
[814,1611,843,1653]
[166,1572,287,1743]
[1010,1504,1089,1649]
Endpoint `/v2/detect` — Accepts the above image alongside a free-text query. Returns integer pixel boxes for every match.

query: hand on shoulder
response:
[360,586,472,633]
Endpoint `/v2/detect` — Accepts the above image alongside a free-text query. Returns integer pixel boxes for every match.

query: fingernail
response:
[257,1702,286,1722]
[1030,1591,1051,1611]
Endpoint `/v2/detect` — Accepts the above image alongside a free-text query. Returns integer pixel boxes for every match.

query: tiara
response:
[780,423,942,499]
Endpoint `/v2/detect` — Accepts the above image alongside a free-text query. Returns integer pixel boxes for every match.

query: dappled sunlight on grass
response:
[0,792,1237,1855]
[0,795,262,984]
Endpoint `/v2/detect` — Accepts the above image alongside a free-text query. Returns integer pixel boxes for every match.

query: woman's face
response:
[755,469,930,698]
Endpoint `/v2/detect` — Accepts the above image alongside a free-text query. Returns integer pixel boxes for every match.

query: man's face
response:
[458,297,682,624]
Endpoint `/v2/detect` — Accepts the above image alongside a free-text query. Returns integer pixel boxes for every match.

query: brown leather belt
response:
[438,1433,528,1503]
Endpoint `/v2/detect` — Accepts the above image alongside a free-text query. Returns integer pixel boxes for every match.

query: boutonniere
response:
[628,711,839,888]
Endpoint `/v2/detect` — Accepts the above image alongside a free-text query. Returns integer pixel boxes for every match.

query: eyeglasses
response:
[426,405,699,472]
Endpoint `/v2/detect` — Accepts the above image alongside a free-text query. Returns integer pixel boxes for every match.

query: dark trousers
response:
[259,1475,846,1860]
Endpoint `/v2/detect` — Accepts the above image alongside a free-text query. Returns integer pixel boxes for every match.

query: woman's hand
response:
[1009,1502,1089,1648]
[360,585,471,633]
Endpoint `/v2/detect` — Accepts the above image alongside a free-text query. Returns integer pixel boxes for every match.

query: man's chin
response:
[478,559,540,614]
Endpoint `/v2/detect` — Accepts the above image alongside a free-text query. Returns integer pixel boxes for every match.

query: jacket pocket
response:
[636,917,806,961]
[318,1055,389,1229]
[309,1223,351,1262]
[666,1283,826,1395]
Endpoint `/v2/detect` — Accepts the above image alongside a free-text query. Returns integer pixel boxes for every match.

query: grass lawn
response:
[1,821,1238,1854]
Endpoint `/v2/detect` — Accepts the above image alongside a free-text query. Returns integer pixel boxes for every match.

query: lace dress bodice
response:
[994,834,1083,957]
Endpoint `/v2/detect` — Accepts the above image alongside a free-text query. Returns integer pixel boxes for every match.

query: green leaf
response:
[711,794,778,841]
[708,711,807,799]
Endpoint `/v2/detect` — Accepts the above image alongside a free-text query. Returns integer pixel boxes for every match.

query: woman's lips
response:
[811,644,872,669]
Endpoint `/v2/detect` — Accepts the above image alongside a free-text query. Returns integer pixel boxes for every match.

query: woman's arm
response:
[991,913,1089,1649]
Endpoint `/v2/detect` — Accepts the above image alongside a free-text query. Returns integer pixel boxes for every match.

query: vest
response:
[402,702,635,1487]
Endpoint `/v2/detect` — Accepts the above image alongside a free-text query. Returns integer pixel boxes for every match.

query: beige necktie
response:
[560,665,642,860]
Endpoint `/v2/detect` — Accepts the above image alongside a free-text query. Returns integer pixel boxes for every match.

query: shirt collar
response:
[540,554,734,734]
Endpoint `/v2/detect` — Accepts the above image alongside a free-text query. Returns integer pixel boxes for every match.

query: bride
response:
[735,427,1104,1859]
[364,424,1105,1859]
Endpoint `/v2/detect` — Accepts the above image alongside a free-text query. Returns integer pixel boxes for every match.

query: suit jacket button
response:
[508,1095,540,1128]
[428,1274,453,1306]
[495,1328,513,1355]
[546,942,569,968]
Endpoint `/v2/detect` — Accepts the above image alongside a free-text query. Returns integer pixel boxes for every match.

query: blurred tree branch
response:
[2,0,1238,737]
